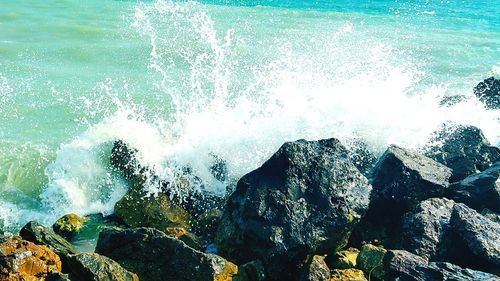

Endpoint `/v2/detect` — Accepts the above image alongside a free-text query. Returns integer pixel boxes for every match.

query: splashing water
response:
[0,0,499,232]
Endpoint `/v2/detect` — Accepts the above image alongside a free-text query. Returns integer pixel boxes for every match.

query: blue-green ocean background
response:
[0,0,499,233]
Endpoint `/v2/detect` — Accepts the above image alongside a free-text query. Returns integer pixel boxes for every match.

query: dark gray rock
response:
[216,138,372,281]
[345,138,378,176]
[402,198,455,261]
[46,271,71,281]
[383,250,427,280]
[446,162,500,212]
[234,260,266,281]
[450,203,500,271]
[65,253,138,281]
[474,77,500,109]
[370,145,452,215]
[95,227,237,281]
[408,262,500,281]
[424,124,500,182]
[19,221,78,258]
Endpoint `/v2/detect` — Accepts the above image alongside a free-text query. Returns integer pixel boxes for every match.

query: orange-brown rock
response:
[0,236,62,280]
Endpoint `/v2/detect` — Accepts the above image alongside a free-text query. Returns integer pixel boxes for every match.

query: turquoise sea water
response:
[0,0,499,232]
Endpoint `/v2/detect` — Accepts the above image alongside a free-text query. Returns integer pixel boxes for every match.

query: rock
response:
[164,227,205,251]
[401,198,455,260]
[192,208,223,241]
[370,145,452,215]
[95,227,237,281]
[114,179,191,232]
[356,244,386,280]
[481,208,500,223]
[0,235,62,280]
[298,255,330,281]
[53,213,89,237]
[233,260,266,281]
[383,250,427,280]
[474,77,500,109]
[216,138,372,281]
[328,248,359,269]
[110,140,144,180]
[65,253,139,281]
[330,269,367,281]
[46,270,71,281]
[409,262,499,281]
[424,123,500,182]
[19,221,78,258]
[449,203,500,272]
[439,95,469,107]
[446,162,500,212]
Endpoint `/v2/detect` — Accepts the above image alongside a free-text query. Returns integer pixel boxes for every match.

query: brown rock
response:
[0,236,62,280]
[330,269,367,281]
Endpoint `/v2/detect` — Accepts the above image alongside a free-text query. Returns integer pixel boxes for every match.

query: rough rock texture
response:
[0,235,62,280]
[53,214,89,237]
[95,227,237,281]
[370,145,452,215]
[356,244,386,280]
[328,248,359,269]
[216,138,372,281]
[449,203,500,271]
[164,227,205,251]
[408,262,499,281]
[233,260,266,281]
[481,208,500,223]
[114,179,191,232]
[424,124,500,182]
[383,250,427,280]
[446,162,500,212]
[46,270,71,281]
[298,255,330,281]
[401,198,455,260]
[19,221,78,258]
[474,76,500,110]
[65,253,139,281]
[330,269,367,281]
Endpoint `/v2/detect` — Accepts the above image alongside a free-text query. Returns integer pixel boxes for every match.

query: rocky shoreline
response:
[1,77,499,281]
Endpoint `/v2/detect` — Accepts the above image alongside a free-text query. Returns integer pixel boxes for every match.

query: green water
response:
[0,0,499,232]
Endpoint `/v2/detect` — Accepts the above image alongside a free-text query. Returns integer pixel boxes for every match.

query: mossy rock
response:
[114,179,191,232]
[330,269,367,281]
[329,247,359,269]
[356,244,386,280]
[53,213,89,237]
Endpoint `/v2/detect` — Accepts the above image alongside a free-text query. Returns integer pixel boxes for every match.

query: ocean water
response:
[0,0,499,232]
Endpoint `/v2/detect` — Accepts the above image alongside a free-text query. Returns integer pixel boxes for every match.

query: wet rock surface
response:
[370,145,452,215]
[401,198,455,261]
[0,235,62,280]
[424,124,500,182]
[65,253,139,281]
[449,203,500,271]
[53,214,89,238]
[474,76,500,110]
[95,227,237,281]
[446,162,500,212]
[19,221,78,258]
[216,138,372,280]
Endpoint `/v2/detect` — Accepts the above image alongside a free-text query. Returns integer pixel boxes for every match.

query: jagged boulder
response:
[164,227,205,250]
[449,203,500,273]
[46,270,71,281]
[405,262,499,281]
[53,213,89,238]
[216,138,372,280]
[299,255,330,281]
[95,227,237,281]
[383,250,427,280]
[233,260,266,281]
[446,162,500,212]
[481,208,500,223]
[370,145,452,215]
[401,198,455,260]
[328,248,359,269]
[65,253,139,281]
[474,77,500,109]
[114,177,191,232]
[19,221,78,258]
[424,124,500,182]
[0,235,62,280]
